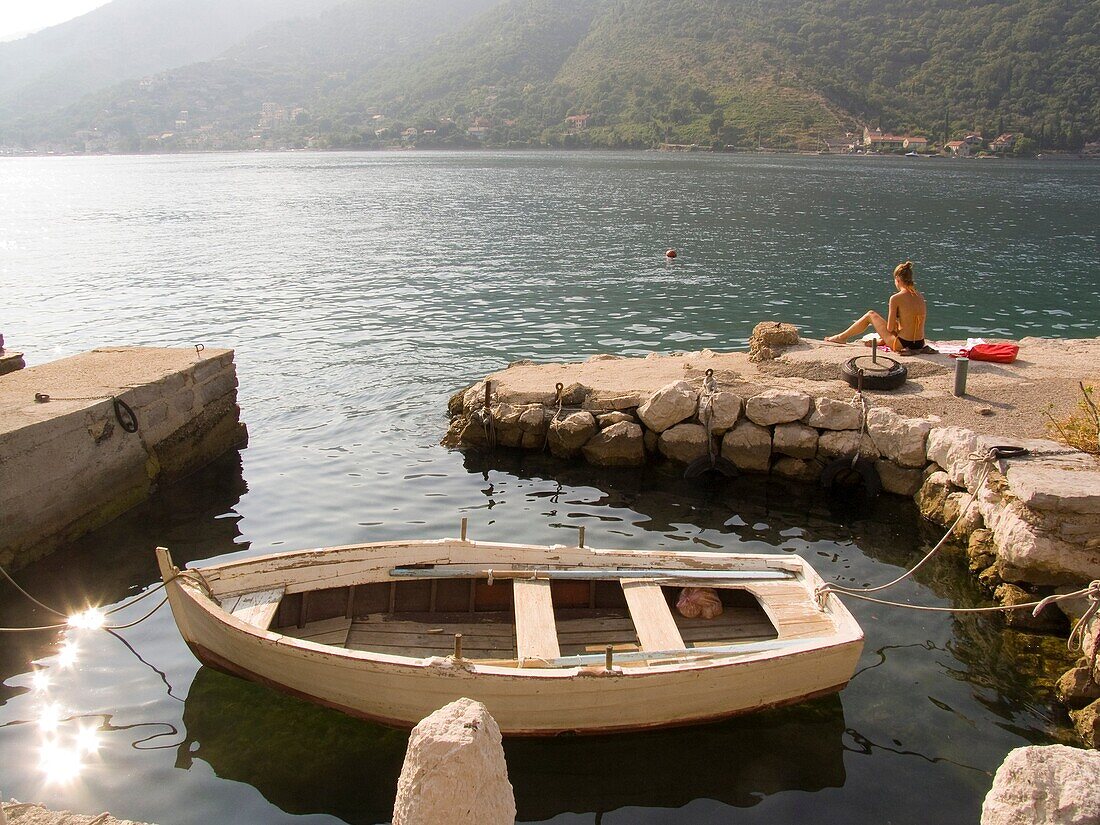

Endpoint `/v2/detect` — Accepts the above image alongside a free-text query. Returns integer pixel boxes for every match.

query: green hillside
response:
[3,0,1097,152]
[753,0,1100,147]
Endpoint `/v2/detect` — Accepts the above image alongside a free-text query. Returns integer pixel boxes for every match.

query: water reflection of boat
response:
[181,667,848,822]
[158,538,862,734]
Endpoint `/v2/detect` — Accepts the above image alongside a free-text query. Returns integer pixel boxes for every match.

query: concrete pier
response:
[0,347,247,571]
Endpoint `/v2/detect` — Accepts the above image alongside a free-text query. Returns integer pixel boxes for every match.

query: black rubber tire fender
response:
[841,355,908,391]
[820,456,881,497]
[684,455,739,480]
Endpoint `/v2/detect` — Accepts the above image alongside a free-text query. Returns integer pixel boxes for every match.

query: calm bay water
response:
[1,152,1098,824]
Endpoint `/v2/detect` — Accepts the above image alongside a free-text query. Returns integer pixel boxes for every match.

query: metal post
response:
[484,381,491,410]
[453,634,463,660]
[871,337,878,364]
[460,517,468,541]
[578,526,585,547]
[953,357,969,397]
[605,645,613,671]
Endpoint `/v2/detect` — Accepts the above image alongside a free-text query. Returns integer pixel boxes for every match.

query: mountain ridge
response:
[2,0,1096,153]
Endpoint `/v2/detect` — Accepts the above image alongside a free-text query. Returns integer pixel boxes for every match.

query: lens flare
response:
[57,641,78,669]
[67,608,106,630]
[39,739,84,784]
[31,669,50,692]
[75,723,101,755]
[37,701,63,733]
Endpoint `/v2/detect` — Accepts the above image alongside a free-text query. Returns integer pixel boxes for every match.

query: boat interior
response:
[216,571,837,666]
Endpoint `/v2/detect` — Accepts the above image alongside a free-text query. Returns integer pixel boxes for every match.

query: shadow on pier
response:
[179,666,848,822]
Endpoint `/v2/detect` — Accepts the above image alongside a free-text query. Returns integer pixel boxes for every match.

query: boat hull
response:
[159,542,864,735]
[170,591,860,735]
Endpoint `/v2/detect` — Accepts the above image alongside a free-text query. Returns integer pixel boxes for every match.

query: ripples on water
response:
[0,152,1096,824]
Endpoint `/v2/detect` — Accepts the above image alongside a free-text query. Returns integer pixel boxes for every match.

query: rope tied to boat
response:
[0,558,205,633]
[819,446,1000,603]
[814,439,1100,658]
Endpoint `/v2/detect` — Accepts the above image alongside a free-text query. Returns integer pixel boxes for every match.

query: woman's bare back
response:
[889,289,926,342]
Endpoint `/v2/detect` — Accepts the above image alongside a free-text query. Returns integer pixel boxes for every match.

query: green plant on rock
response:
[1044,382,1100,455]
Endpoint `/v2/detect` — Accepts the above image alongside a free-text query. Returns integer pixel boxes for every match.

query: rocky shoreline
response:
[443,327,1100,746]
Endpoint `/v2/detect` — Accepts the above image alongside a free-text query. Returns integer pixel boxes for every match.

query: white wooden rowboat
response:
[156,536,863,735]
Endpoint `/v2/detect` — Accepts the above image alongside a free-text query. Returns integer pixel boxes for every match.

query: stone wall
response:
[446,376,1100,585]
[0,347,247,571]
[445,378,933,496]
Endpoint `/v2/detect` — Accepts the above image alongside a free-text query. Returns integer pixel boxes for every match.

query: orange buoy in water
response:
[665,248,677,259]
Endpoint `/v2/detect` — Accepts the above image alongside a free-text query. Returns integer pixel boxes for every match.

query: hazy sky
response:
[0,0,112,41]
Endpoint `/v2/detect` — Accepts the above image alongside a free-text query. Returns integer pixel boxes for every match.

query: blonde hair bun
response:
[894,260,915,287]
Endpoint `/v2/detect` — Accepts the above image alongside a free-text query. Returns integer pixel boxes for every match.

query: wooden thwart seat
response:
[513,578,561,661]
[225,587,284,630]
[281,616,353,647]
[621,580,685,652]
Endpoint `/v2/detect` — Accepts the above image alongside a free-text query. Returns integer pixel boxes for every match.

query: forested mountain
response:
[3,0,1097,152]
[0,0,343,121]
[754,0,1100,146]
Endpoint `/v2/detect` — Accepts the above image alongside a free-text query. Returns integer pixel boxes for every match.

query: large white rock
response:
[582,421,645,467]
[659,423,710,464]
[490,403,525,449]
[636,380,698,433]
[393,698,516,825]
[547,411,597,458]
[773,423,819,459]
[817,429,879,461]
[744,389,812,426]
[807,397,862,431]
[875,460,924,497]
[927,426,992,488]
[721,420,772,472]
[978,495,1100,584]
[1007,466,1100,515]
[866,407,931,468]
[596,411,634,429]
[518,406,551,449]
[699,392,743,434]
[462,381,489,412]
[981,744,1100,825]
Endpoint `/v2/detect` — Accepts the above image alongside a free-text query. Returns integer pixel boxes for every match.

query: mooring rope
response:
[0,564,203,633]
[825,582,1100,658]
[0,564,69,618]
[821,447,998,599]
[814,440,1100,656]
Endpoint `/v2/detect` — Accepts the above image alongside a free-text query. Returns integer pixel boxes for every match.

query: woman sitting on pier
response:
[825,261,929,353]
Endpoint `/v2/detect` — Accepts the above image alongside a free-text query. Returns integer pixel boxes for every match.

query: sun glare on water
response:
[27,627,106,784]
[33,703,102,784]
